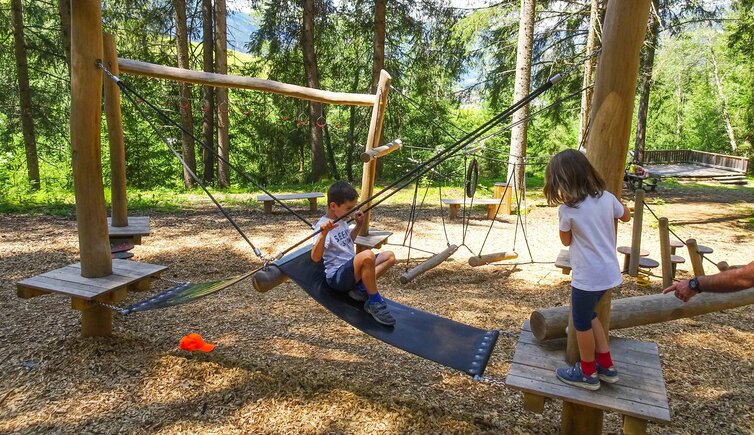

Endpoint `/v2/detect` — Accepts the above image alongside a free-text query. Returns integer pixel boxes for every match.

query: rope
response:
[98,62,315,230]
[641,200,720,269]
[117,78,268,260]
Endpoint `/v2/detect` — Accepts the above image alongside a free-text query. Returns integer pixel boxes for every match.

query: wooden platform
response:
[355,229,392,250]
[555,249,571,274]
[643,163,743,178]
[17,260,166,300]
[108,216,150,244]
[256,192,324,213]
[17,260,167,336]
[506,321,670,429]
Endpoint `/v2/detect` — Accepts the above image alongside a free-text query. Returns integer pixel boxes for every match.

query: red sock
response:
[580,360,596,376]
[596,352,614,368]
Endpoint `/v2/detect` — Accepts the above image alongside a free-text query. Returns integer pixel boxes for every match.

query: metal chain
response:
[473,374,506,387]
[94,300,130,315]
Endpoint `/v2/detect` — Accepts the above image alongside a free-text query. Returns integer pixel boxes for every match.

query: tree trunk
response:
[710,47,738,151]
[302,0,327,182]
[201,0,215,184]
[675,77,683,143]
[11,0,40,190]
[215,0,230,187]
[372,0,387,180]
[633,0,660,164]
[346,50,362,183]
[57,0,71,70]
[323,123,339,180]
[173,0,197,188]
[507,0,535,191]
[577,0,602,147]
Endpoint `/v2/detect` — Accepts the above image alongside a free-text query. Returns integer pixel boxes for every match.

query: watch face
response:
[690,278,699,291]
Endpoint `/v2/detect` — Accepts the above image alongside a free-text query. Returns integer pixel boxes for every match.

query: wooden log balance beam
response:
[118,58,375,107]
[360,139,402,162]
[468,251,518,267]
[530,287,754,341]
[400,244,457,284]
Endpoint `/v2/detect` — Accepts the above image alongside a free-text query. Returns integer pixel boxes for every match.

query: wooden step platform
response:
[108,216,151,244]
[17,260,167,336]
[554,249,571,275]
[355,229,392,250]
[506,321,670,433]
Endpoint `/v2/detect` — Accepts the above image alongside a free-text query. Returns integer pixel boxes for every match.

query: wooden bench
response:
[17,260,167,336]
[441,198,506,219]
[506,321,670,434]
[108,216,150,245]
[257,192,324,214]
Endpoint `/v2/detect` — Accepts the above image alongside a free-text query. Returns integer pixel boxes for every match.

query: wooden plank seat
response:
[441,198,506,219]
[355,229,392,250]
[555,249,571,275]
[256,192,324,214]
[17,260,167,336]
[506,321,671,434]
[108,216,150,245]
[617,246,650,272]
[669,239,684,255]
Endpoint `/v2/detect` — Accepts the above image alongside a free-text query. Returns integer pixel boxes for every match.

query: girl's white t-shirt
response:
[559,192,625,291]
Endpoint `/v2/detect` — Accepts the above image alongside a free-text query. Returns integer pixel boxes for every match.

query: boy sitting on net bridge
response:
[311,181,397,326]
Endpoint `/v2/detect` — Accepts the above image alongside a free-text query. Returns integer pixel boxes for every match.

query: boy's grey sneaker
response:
[556,362,600,391]
[364,300,396,326]
[348,286,367,302]
[596,362,619,383]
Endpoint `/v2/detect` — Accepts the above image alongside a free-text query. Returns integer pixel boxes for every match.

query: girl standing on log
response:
[544,149,631,390]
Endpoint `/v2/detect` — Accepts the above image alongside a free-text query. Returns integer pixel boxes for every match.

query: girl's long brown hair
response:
[543,149,606,207]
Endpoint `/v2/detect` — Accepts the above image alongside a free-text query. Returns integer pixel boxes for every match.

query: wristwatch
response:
[689,277,702,293]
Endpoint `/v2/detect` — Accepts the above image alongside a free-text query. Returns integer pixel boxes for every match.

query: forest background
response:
[0,0,752,201]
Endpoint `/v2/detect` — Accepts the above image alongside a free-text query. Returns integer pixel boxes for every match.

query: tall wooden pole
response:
[71,0,112,337]
[358,70,391,241]
[564,1,652,433]
[103,33,128,228]
[71,0,111,278]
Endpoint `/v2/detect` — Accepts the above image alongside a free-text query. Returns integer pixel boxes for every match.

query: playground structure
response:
[15,0,398,338]
[10,1,753,433]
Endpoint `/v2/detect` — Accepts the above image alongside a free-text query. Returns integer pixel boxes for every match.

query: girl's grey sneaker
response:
[364,300,396,326]
[596,362,619,383]
[556,362,600,391]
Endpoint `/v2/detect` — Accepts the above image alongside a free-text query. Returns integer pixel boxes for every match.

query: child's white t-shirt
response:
[559,192,624,291]
[313,216,355,279]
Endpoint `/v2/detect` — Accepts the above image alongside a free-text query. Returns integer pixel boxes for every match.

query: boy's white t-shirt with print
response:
[313,216,355,279]
[559,192,624,291]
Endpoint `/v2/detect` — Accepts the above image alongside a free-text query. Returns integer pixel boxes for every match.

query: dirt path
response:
[0,182,752,434]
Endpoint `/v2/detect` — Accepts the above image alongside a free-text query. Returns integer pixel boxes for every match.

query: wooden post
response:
[628,190,645,277]
[358,70,391,244]
[658,217,673,288]
[562,402,603,435]
[567,1,651,432]
[686,238,705,276]
[103,33,128,228]
[493,182,512,215]
[71,0,112,336]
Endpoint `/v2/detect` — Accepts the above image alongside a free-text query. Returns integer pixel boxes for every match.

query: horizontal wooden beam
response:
[118,58,376,107]
[360,139,402,162]
[530,287,754,341]
[400,244,457,284]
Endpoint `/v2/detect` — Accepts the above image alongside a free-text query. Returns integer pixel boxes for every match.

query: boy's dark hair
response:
[328,181,359,206]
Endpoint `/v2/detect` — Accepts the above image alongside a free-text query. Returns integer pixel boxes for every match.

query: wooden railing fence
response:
[643,149,750,174]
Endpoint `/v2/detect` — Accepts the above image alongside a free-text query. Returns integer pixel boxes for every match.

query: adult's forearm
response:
[699,261,754,292]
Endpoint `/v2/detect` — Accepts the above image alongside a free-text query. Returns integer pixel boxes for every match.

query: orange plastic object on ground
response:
[179,333,216,352]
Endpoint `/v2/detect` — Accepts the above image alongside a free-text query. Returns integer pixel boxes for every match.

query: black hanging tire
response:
[466,158,479,198]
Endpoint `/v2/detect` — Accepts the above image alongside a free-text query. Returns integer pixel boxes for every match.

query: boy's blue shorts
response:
[327,257,358,292]
[571,287,607,331]
[326,254,381,292]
